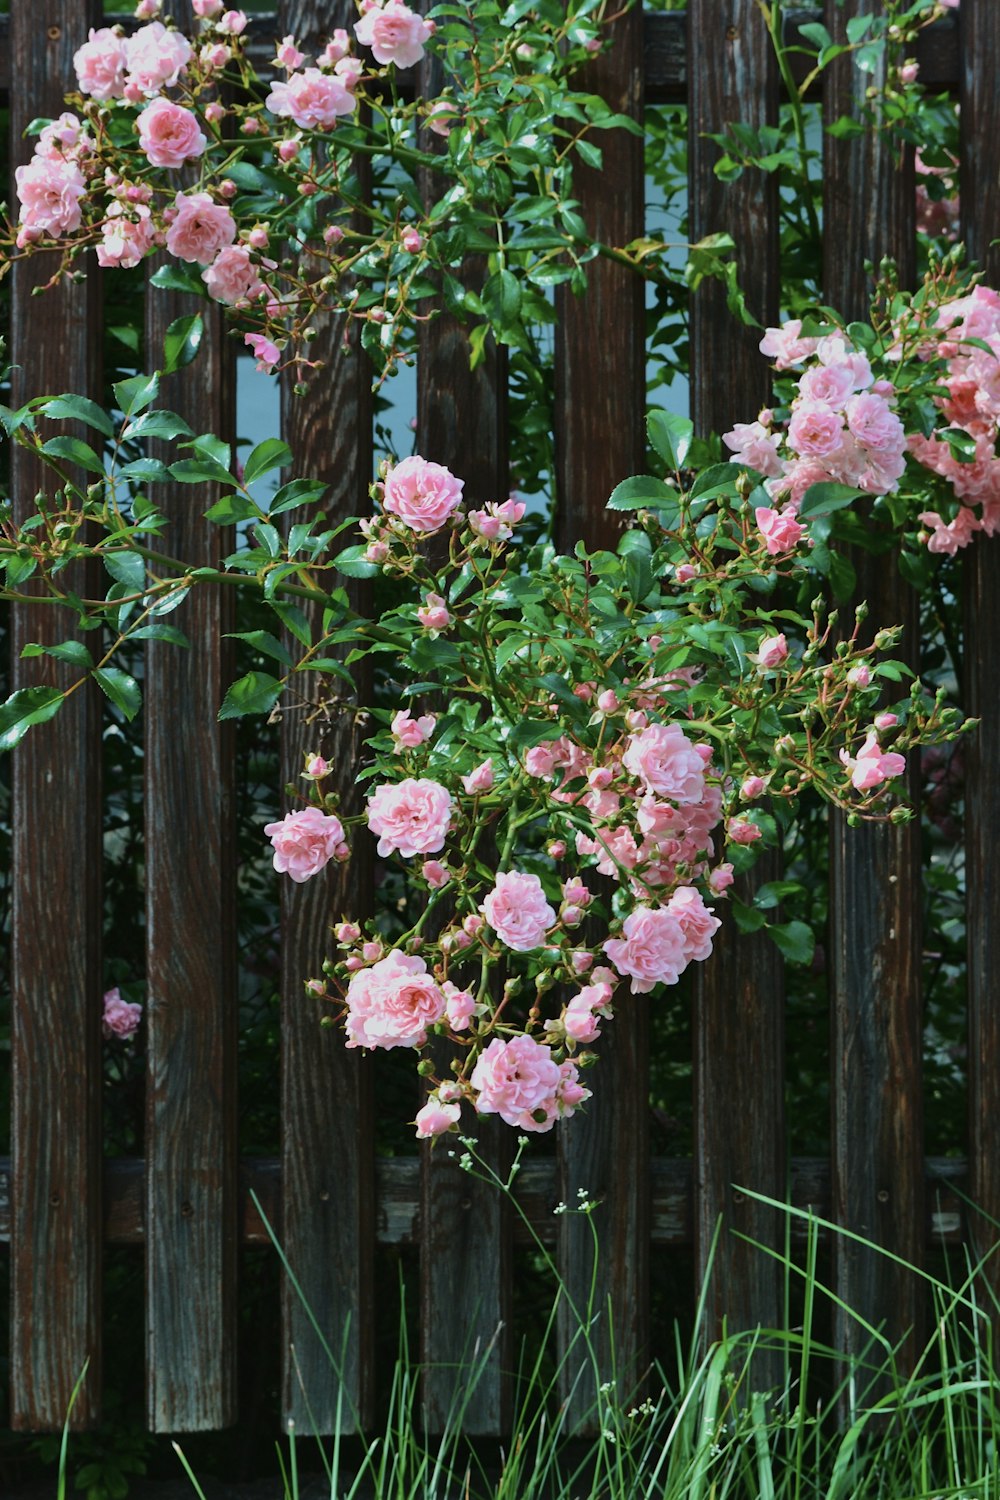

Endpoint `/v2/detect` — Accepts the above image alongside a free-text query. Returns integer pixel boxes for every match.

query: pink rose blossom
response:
[709,863,735,894]
[264,805,348,882]
[622,723,706,804]
[462,760,494,794]
[482,870,556,952]
[345,951,445,1049]
[165,190,236,264]
[123,20,192,95]
[416,592,451,630]
[96,204,156,268]
[266,68,356,129]
[366,777,452,857]
[382,455,464,532]
[787,400,845,459]
[756,633,788,670]
[74,27,128,100]
[443,982,475,1030]
[722,420,784,477]
[603,906,689,993]
[15,155,86,237]
[321,30,352,65]
[759,319,819,369]
[137,98,206,169]
[219,9,248,34]
[847,664,871,688]
[245,332,281,373]
[421,859,450,889]
[471,1036,586,1131]
[192,0,224,14]
[202,244,265,304]
[426,98,458,136]
[401,227,423,253]
[797,362,857,409]
[755,505,806,555]
[727,817,763,846]
[335,921,360,943]
[275,34,306,69]
[415,1099,461,1137]
[103,988,143,1041]
[840,732,906,792]
[874,712,899,731]
[562,981,614,1043]
[37,113,91,159]
[666,886,721,962]
[354,0,433,68]
[391,708,435,748]
[741,775,766,800]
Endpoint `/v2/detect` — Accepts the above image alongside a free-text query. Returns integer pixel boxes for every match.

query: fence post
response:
[959,0,1000,1306]
[143,1,239,1428]
[276,0,378,1435]
[552,0,649,1419]
[687,0,785,1383]
[8,0,105,1431]
[823,0,923,1376]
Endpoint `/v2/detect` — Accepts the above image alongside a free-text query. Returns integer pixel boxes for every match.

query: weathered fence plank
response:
[415,33,513,1419]
[823,0,923,1373]
[552,0,649,1417]
[276,0,378,1435]
[8,0,105,1432]
[143,5,239,1414]
[960,0,1000,1306]
[687,0,785,1377]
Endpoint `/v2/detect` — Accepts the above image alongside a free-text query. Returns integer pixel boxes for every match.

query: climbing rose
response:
[74,27,128,100]
[756,633,788,670]
[344,951,446,1049]
[665,886,722,962]
[603,905,689,992]
[265,68,356,129]
[165,191,236,264]
[471,1035,586,1131]
[391,709,435,747]
[354,0,433,68]
[840,732,907,791]
[202,244,264,304]
[96,204,156,268]
[382,455,464,532]
[245,332,281,373]
[102,988,143,1041]
[414,1099,461,1137]
[366,777,452,857]
[264,805,347,881]
[136,98,206,169]
[482,870,556,952]
[123,20,192,95]
[15,156,87,237]
[622,723,706,804]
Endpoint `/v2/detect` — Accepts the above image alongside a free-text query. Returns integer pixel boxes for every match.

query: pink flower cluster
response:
[264,806,349,881]
[354,0,434,70]
[603,887,721,994]
[14,114,92,246]
[729,330,907,555]
[470,1035,589,1132]
[907,286,1000,552]
[366,777,452,857]
[344,951,445,1048]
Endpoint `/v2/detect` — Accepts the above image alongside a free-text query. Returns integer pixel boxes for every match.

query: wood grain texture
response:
[143,16,238,1416]
[415,73,512,1422]
[278,0,377,1439]
[823,0,922,1373]
[959,0,1000,1300]
[687,0,785,1374]
[551,2,648,1421]
[8,0,105,1433]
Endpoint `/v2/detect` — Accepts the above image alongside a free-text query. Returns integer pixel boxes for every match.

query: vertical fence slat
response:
[553,1,648,1415]
[687,0,785,1369]
[9,0,104,1431]
[823,0,922,1370]
[144,205,238,1424]
[278,0,377,1433]
[416,261,512,1436]
[960,0,1000,1293]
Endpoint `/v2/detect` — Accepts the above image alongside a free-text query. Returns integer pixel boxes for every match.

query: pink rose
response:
[562,981,613,1043]
[137,98,207,169]
[727,817,763,845]
[426,98,458,136]
[709,863,735,894]
[797,363,856,410]
[722,420,783,477]
[15,155,87,236]
[603,905,689,993]
[74,27,128,100]
[275,34,306,70]
[123,20,192,95]
[421,859,450,889]
[219,9,248,35]
[391,708,435,747]
[756,633,788,670]
[96,204,156,268]
[622,723,706,804]
[266,68,356,129]
[759,319,819,369]
[245,332,281,373]
[416,592,451,631]
[471,1036,586,1131]
[839,732,906,792]
[264,805,347,881]
[37,113,91,159]
[354,0,433,68]
[382,455,464,532]
[165,190,236,264]
[415,1099,461,1138]
[345,951,445,1049]
[401,227,423,253]
[787,400,845,459]
[443,982,475,1030]
[874,712,899,731]
[102,987,143,1041]
[192,0,224,14]
[461,759,494,794]
[482,870,556,952]
[202,244,265,305]
[755,505,806,555]
[741,775,766,800]
[844,392,905,455]
[665,886,721,962]
[366,777,452,857]
[321,30,352,65]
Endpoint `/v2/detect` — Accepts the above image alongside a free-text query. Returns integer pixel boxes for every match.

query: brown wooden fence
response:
[1,0,994,1438]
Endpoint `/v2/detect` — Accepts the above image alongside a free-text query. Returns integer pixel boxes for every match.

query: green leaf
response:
[941,427,978,464]
[149,263,206,297]
[204,493,261,523]
[648,410,693,470]
[798,481,866,519]
[606,474,678,512]
[39,436,105,476]
[225,629,293,667]
[731,898,767,934]
[769,920,815,966]
[218,670,282,720]
[509,720,562,751]
[120,458,171,483]
[103,550,145,593]
[169,457,234,486]
[109,324,140,354]
[93,668,142,721]
[482,269,522,329]
[127,623,189,646]
[798,20,832,50]
[114,373,160,419]
[123,410,194,442]
[40,395,115,439]
[163,313,204,374]
[243,438,292,487]
[268,478,328,516]
[689,462,752,501]
[20,639,92,668]
[334,544,379,579]
[0,686,65,750]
